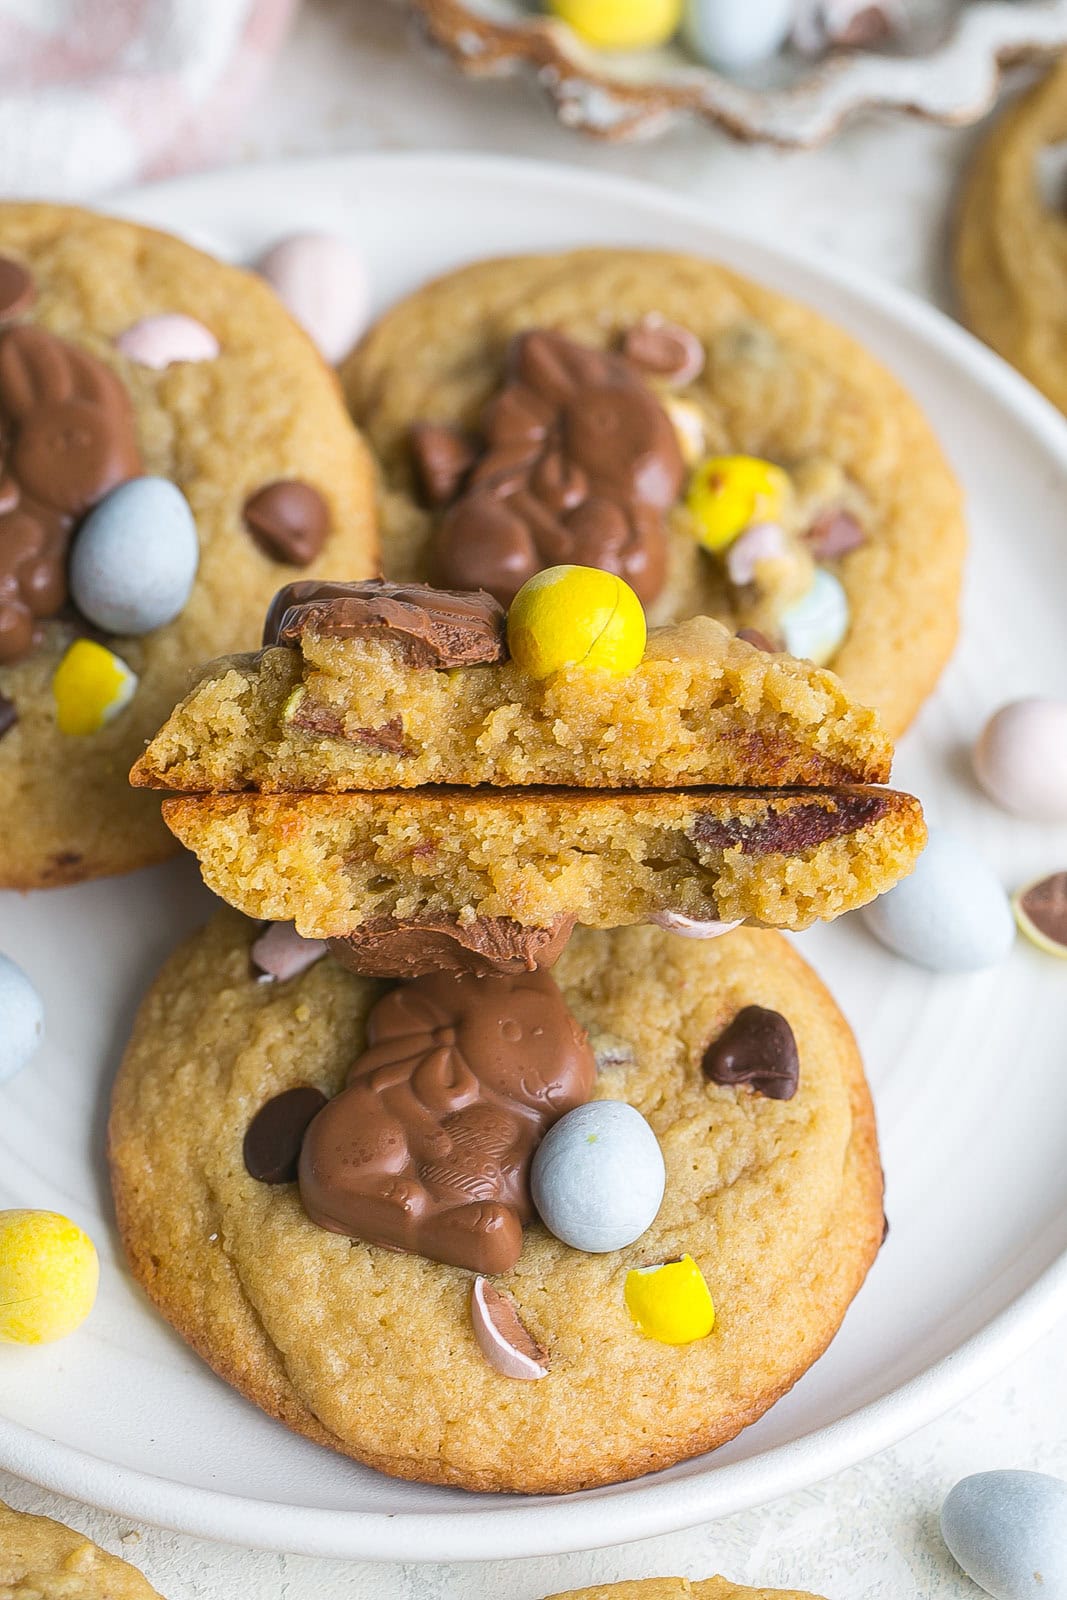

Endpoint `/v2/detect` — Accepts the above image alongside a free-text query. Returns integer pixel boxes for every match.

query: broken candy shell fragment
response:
[507,565,646,680]
[52,639,137,735]
[470,1276,548,1380]
[251,922,327,981]
[624,1253,715,1345]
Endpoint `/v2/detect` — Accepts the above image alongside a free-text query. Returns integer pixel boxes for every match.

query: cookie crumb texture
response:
[342,248,965,737]
[0,203,377,889]
[0,1499,163,1599]
[547,1580,827,1600]
[109,912,883,1494]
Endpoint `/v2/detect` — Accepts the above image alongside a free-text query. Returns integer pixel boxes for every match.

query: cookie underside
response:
[548,1580,827,1600]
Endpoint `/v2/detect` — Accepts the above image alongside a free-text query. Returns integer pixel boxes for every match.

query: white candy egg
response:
[70,478,198,637]
[861,828,1015,972]
[256,233,370,365]
[0,953,43,1083]
[973,697,1067,821]
[531,1101,665,1253]
[942,1470,1067,1600]
[684,0,795,69]
[780,567,850,665]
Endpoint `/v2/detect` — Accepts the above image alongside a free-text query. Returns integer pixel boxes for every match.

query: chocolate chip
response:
[0,258,35,323]
[244,480,329,566]
[0,692,16,740]
[881,1213,890,1245]
[620,316,705,385]
[263,578,507,667]
[691,791,888,856]
[736,627,780,653]
[327,912,576,979]
[1018,872,1067,948]
[702,1005,799,1100]
[243,1086,328,1184]
[806,509,866,560]
[410,423,477,507]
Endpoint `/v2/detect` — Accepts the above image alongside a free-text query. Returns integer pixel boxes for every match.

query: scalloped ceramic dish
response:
[407,0,1067,143]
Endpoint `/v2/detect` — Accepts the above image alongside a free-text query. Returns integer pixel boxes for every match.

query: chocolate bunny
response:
[299,966,596,1274]
[0,324,142,662]
[419,329,685,609]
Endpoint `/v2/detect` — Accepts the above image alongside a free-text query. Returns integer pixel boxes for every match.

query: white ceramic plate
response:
[2,153,1067,1562]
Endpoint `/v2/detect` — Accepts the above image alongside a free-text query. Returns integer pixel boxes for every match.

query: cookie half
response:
[0,202,377,889]
[548,1581,826,1600]
[0,1500,163,1598]
[109,911,884,1494]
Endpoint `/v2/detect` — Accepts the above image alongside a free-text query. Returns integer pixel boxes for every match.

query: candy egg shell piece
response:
[531,1100,665,1253]
[115,313,219,370]
[624,1253,715,1344]
[251,922,327,981]
[861,828,1015,973]
[470,1277,548,1380]
[0,1209,98,1344]
[0,953,43,1083]
[256,233,370,365]
[725,521,787,586]
[686,456,791,554]
[647,911,743,939]
[507,565,646,680]
[941,1470,1067,1600]
[780,567,850,666]
[548,0,683,51]
[973,698,1067,822]
[52,640,138,736]
[683,0,795,70]
[70,477,198,637]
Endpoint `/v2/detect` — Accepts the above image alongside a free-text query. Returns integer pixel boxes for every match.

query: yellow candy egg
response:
[686,455,791,554]
[0,1209,99,1345]
[507,565,646,679]
[52,639,138,736]
[624,1253,715,1345]
[548,0,683,51]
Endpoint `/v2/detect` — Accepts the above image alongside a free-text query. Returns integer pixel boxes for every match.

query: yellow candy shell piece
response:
[52,638,137,736]
[686,455,791,554]
[0,1208,99,1345]
[507,565,647,680]
[624,1252,715,1345]
[548,0,683,51]
[1013,872,1067,959]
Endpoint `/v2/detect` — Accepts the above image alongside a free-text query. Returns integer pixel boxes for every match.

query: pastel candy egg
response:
[0,953,43,1083]
[256,233,370,365]
[624,1253,715,1344]
[531,1100,665,1252]
[70,477,198,636]
[507,565,646,679]
[941,1470,1067,1600]
[0,1209,98,1344]
[115,313,219,369]
[52,640,138,736]
[973,698,1067,821]
[780,567,850,666]
[684,0,795,69]
[861,828,1015,972]
[548,0,683,51]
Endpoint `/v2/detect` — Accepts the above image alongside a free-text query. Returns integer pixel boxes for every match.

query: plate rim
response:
[5,148,1067,1562]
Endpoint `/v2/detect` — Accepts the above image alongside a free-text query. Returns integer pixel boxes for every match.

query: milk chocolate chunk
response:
[1018,871,1067,948]
[299,966,596,1274]
[410,422,477,507]
[243,479,329,566]
[806,508,866,560]
[430,329,683,608]
[703,1005,799,1100]
[263,577,508,667]
[0,692,15,740]
[691,790,888,856]
[0,325,142,663]
[244,1086,329,1184]
[621,315,705,385]
[0,258,35,323]
[327,912,576,979]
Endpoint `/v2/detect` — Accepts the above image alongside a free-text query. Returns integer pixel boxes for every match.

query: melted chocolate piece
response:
[691,791,888,857]
[702,1005,799,1100]
[736,627,780,653]
[0,258,35,323]
[1018,872,1067,948]
[263,578,507,667]
[244,1086,329,1184]
[288,692,406,752]
[620,316,705,384]
[410,422,477,507]
[427,329,683,608]
[299,966,596,1274]
[806,508,867,560]
[0,325,143,663]
[0,692,16,740]
[327,912,576,979]
[244,480,329,566]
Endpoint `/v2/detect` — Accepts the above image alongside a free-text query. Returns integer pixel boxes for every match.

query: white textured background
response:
[2,2,1063,1594]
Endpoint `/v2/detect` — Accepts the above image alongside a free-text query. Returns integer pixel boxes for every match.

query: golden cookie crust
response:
[109,911,883,1495]
[0,1501,163,1599]
[955,60,1067,414]
[0,202,378,890]
[547,1580,825,1600]
[342,248,965,736]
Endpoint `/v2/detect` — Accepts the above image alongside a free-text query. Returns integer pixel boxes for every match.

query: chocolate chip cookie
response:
[109,910,883,1494]
[0,202,377,889]
[0,1500,163,1599]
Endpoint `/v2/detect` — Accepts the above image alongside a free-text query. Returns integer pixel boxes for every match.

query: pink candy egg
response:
[256,233,370,365]
[115,313,219,369]
[973,697,1067,821]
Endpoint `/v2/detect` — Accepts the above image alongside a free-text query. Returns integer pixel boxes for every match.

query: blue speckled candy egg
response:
[683,0,794,70]
[780,567,850,666]
[531,1100,665,1253]
[70,477,199,636]
[0,954,43,1083]
[941,1470,1067,1599]
[861,828,1015,972]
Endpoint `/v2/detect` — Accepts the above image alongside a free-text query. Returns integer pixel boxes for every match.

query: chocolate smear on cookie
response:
[426,329,683,608]
[0,258,35,323]
[328,912,576,979]
[691,791,888,856]
[244,480,329,566]
[299,966,595,1274]
[703,1005,799,1101]
[264,578,507,667]
[244,1086,329,1184]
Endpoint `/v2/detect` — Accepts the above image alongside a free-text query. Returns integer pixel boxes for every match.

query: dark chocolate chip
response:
[702,1005,799,1101]
[244,480,329,566]
[0,257,35,322]
[410,423,477,507]
[0,692,16,740]
[243,1085,328,1184]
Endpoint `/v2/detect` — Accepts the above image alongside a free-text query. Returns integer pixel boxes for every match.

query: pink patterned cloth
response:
[0,0,298,198]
